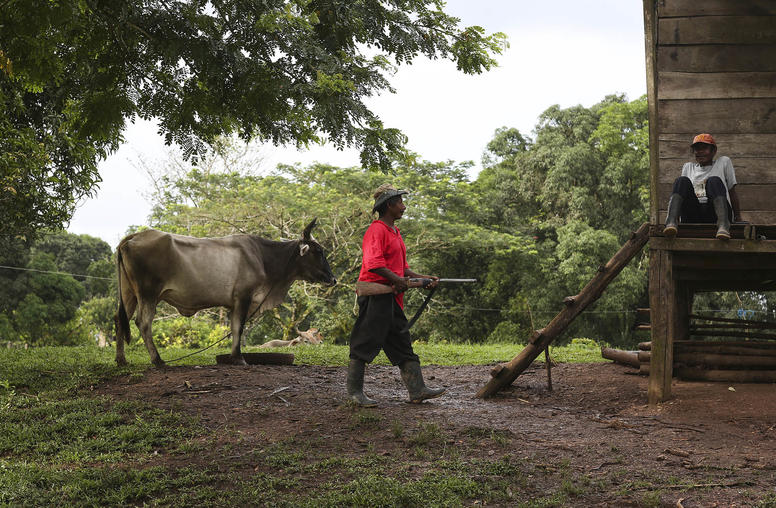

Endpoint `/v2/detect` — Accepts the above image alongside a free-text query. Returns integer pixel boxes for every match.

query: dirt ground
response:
[98,360,776,506]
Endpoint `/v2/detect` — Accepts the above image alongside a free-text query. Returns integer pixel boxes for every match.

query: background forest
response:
[2,95,771,349]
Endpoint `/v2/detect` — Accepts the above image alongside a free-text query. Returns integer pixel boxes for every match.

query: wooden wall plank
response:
[660,0,776,17]
[656,183,776,209]
[658,99,776,133]
[659,17,776,45]
[657,46,776,72]
[650,237,776,253]
[658,158,776,184]
[658,72,776,100]
[657,210,776,224]
[645,0,660,224]
[658,133,776,158]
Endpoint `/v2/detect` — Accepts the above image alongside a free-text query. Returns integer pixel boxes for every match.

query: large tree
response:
[0,0,506,241]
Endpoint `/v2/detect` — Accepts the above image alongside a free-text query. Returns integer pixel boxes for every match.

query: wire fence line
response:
[1,265,769,318]
[0,264,113,281]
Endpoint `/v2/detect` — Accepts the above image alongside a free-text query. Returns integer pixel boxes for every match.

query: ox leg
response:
[136,300,165,368]
[228,302,249,366]
[115,293,136,367]
[114,328,127,366]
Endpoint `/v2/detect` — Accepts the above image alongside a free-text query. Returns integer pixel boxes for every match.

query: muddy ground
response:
[99,361,776,506]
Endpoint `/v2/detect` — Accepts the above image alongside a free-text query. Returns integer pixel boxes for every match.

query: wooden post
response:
[648,247,680,405]
[544,347,552,391]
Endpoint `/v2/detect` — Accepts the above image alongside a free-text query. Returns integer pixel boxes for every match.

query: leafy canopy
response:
[0,0,507,241]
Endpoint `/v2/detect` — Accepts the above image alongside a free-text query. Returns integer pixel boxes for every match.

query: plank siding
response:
[659,0,776,17]
[657,183,776,209]
[657,46,776,73]
[658,159,776,184]
[659,17,776,45]
[658,72,776,100]
[657,99,776,133]
[658,133,776,158]
[657,211,776,224]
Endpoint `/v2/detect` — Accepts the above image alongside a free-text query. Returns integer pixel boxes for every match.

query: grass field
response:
[0,340,604,507]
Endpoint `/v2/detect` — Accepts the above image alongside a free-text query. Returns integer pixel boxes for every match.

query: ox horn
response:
[302,218,317,240]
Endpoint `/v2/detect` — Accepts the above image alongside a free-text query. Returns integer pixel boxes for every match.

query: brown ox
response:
[115,220,336,367]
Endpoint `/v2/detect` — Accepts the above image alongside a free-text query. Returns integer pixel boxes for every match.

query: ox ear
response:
[299,243,310,257]
[302,218,317,240]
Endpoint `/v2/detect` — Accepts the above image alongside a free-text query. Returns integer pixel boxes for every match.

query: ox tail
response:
[115,244,131,347]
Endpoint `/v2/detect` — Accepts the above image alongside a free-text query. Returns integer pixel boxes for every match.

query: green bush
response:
[152,316,228,348]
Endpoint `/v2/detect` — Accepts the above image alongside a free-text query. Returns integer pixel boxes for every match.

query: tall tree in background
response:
[0,0,507,242]
[0,231,113,344]
[475,95,650,342]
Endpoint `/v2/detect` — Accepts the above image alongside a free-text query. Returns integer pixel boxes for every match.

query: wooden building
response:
[643,0,776,403]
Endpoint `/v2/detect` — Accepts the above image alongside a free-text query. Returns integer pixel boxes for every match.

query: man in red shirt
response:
[347,184,446,406]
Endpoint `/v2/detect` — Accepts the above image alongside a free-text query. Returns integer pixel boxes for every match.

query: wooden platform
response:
[647,224,776,404]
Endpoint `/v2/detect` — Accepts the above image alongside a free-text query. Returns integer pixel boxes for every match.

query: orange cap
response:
[691,133,716,146]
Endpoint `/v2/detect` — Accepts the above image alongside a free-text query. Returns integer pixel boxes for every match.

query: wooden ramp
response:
[476,222,650,398]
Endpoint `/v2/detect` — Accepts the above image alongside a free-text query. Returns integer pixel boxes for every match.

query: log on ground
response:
[601,347,640,368]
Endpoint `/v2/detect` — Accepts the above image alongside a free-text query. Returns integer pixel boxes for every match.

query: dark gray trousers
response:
[349,294,419,365]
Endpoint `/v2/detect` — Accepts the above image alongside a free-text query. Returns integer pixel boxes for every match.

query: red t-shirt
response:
[358,220,409,308]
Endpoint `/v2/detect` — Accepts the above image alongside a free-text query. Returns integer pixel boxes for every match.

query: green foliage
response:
[150,316,229,349]
[11,251,87,345]
[475,94,650,346]
[77,296,116,340]
[0,232,113,345]
[1,0,506,241]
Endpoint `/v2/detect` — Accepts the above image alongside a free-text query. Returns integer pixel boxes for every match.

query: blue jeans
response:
[672,176,731,223]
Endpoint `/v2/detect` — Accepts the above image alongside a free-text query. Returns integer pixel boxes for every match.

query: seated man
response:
[664,133,742,240]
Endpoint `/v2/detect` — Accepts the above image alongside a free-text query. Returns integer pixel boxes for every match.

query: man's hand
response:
[424,276,440,289]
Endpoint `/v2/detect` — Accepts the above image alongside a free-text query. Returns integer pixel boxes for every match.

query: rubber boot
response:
[399,360,445,403]
[712,196,731,241]
[664,193,682,238]
[346,359,378,407]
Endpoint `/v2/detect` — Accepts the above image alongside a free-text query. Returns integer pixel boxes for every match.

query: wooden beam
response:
[475,223,650,398]
[658,98,776,133]
[657,45,776,73]
[658,133,776,159]
[659,0,776,17]
[644,0,660,224]
[656,210,776,225]
[659,71,776,100]
[658,157,776,185]
[659,16,776,45]
[649,237,776,254]
[648,248,677,405]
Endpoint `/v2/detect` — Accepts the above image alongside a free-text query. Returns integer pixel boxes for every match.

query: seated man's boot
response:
[346,359,378,407]
[399,360,445,403]
[664,193,683,238]
[712,196,731,240]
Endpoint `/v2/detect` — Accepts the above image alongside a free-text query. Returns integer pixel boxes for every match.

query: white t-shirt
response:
[680,156,737,205]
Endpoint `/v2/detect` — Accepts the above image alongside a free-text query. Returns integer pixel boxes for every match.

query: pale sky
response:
[67,1,648,248]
